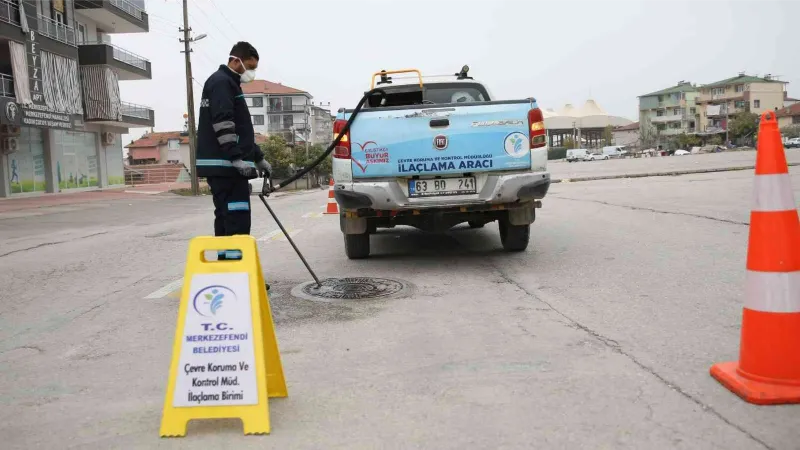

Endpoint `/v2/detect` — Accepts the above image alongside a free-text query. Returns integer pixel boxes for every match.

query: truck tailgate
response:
[345,100,535,179]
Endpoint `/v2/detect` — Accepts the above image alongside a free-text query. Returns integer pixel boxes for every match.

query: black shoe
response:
[265,282,271,292]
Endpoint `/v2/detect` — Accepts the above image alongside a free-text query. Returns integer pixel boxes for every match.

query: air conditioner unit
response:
[0,124,20,136]
[102,132,116,146]
[2,136,18,154]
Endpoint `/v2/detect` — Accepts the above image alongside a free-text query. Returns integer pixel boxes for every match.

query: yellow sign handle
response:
[371,69,423,89]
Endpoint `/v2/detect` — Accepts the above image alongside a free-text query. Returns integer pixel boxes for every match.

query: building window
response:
[793,116,800,125]
[283,115,294,129]
[712,87,726,95]
[52,130,99,190]
[268,114,281,131]
[735,101,746,109]
[252,115,265,125]
[735,84,744,93]
[690,107,696,115]
[754,100,761,108]
[167,139,180,150]
[657,110,664,117]
[673,108,682,116]
[76,22,87,44]
[252,97,263,107]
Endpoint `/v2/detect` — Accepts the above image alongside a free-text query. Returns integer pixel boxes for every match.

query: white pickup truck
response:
[331,67,551,259]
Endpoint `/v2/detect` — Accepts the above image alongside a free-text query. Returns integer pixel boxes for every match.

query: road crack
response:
[491,265,773,450]
[550,195,749,226]
[0,232,109,258]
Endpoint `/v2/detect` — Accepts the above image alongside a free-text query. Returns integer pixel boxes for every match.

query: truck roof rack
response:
[455,65,473,80]
[376,70,393,86]
[371,69,423,89]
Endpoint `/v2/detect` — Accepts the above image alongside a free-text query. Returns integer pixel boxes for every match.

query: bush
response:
[548,147,567,160]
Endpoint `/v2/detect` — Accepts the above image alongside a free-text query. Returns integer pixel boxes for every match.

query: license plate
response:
[408,177,476,198]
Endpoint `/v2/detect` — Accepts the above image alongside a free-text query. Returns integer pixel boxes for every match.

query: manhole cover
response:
[292,277,409,302]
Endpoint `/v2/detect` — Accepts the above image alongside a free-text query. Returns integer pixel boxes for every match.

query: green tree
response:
[676,133,701,149]
[602,125,614,146]
[258,135,294,178]
[780,125,800,139]
[563,136,577,149]
[708,135,723,146]
[728,112,759,141]
[292,143,332,181]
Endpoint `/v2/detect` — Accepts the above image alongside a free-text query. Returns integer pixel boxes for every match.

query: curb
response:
[552,163,800,184]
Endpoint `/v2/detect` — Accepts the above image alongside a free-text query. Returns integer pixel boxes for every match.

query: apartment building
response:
[638,81,699,137]
[0,0,154,197]
[310,104,333,146]
[242,79,335,146]
[695,73,787,132]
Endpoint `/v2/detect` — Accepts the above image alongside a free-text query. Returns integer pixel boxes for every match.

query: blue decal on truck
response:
[340,101,535,178]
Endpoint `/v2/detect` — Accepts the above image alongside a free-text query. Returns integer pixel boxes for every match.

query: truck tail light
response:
[332,119,351,159]
[528,108,546,149]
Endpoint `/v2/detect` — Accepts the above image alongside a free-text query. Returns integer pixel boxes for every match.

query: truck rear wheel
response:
[499,220,530,252]
[344,232,370,259]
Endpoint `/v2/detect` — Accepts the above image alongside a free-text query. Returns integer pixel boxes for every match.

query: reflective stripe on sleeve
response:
[218,134,237,144]
[213,121,235,132]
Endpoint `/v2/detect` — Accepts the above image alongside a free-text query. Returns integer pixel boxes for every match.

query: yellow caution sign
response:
[160,236,287,437]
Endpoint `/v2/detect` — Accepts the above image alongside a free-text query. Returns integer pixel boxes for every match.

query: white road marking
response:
[302,212,324,218]
[273,229,304,241]
[257,230,282,241]
[144,279,183,299]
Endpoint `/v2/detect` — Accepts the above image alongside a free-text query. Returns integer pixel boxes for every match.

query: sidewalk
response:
[0,189,144,213]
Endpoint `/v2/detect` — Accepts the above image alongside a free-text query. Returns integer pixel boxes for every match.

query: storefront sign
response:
[21,104,72,129]
[26,30,45,106]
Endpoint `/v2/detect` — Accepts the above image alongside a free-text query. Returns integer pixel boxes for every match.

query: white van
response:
[602,146,627,158]
[566,149,588,162]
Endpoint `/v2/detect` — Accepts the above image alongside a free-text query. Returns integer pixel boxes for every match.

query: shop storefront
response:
[6,127,45,194]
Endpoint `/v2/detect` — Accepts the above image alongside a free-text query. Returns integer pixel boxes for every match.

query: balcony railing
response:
[0,0,20,26]
[38,15,76,46]
[121,101,151,119]
[267,105,308,113]
[0,72,14,98]
[80,40,149,71]
[109,0,145,20]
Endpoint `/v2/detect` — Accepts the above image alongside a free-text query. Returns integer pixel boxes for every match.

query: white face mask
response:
[230,55,256,83]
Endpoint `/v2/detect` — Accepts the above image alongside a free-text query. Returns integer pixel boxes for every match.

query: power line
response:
[207,0,237,34]
[149,13,180,28]
[191,1,237,45]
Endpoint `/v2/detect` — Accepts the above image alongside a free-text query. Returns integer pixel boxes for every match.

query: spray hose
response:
[261,88,386,195]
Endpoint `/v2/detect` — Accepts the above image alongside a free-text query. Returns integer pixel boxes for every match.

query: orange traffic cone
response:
[324,178,339,215]
[710,111,800,405]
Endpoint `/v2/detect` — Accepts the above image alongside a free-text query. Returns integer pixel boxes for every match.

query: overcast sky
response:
[114,0,799,144]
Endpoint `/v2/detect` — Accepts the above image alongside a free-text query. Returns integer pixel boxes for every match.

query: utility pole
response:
[180,0,199,196]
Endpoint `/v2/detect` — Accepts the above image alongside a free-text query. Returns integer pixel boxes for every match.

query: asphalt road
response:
[0,161,798,449]
[549,148,800,180]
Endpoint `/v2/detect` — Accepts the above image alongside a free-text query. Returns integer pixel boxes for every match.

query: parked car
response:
[785,137,800,148]
[331,67,550,258]
[248,177,270,194]
[584,153,609,161]
[602,145,628,158]
[674,150,691,156]
[566,149,588,162]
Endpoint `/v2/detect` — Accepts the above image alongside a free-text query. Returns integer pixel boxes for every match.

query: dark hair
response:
[229,41,259,62]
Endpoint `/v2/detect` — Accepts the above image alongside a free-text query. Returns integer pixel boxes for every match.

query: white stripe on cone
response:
[752,174,798,212]
[745,271,800,313]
